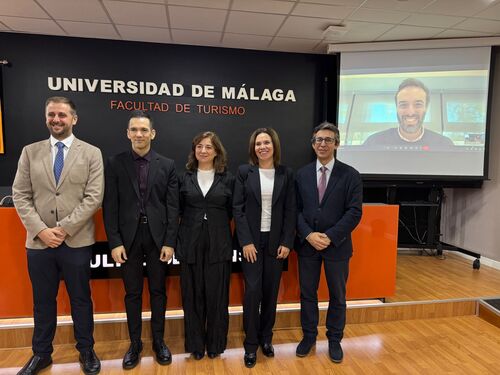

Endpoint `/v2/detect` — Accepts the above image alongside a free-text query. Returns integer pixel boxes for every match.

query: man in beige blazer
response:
[12,96,104,375]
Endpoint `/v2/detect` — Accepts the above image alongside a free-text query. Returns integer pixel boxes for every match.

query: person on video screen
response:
[363,78,454,149]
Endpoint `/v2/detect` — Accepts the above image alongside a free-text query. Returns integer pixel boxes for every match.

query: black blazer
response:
[176,170,235,264]
[103,150,179,252]
[233,164,296,257]
[295,159,362,261]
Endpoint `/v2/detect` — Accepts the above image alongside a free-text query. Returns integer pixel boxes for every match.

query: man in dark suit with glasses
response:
[295,122,362,363]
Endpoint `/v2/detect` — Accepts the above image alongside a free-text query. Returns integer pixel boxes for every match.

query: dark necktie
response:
[318,166,327,203]
[54,142,65,185]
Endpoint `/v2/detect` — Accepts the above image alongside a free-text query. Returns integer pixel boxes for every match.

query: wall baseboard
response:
[397,248,500,270]
[443,250,500,270]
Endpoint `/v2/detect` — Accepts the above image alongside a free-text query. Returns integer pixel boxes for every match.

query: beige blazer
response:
[12,137,104,249]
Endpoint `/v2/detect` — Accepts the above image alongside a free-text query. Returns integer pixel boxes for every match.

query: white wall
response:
[441,50,500,262]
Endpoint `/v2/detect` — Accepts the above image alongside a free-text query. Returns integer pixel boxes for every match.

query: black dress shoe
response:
[261,343,274,357]
[152,339,172,365]
[243,352,256,368]
[296,338,315,357]
[79,349,101,375]
[207,352,219,359]
[328,341,343,363]
[17,355,52,375]
[192,351,204,360]
[122,341,143,369]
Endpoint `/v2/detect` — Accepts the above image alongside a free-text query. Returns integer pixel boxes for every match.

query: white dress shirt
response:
[50,134,74,166]
[197,169,215,197]
[259,168,275,232]
[316,158,335,186]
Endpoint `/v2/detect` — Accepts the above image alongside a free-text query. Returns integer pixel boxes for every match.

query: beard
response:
[397,114,424,134]
[48,122,69,138]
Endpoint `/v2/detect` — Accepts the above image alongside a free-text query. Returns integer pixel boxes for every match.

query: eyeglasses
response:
[312,137,336,145]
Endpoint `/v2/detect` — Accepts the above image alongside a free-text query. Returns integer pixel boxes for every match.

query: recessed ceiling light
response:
[323,24,348,38]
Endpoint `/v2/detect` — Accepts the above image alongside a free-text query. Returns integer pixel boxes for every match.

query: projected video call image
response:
[337,47,491,178]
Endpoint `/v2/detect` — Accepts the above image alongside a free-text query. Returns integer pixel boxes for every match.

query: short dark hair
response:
[396,78,430,106]
[128,110,153,128]
[45,96,77,116]
[248,127,281,167]
[312,122,340,145]
[186,131,228,174]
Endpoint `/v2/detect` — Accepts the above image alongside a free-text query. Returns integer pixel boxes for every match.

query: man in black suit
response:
[103,110,179,369]
[295,122,362,363]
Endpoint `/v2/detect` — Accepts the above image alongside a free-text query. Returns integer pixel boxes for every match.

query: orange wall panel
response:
[0,205,397,318]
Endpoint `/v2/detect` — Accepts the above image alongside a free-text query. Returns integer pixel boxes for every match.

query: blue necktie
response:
[54,142,65,185]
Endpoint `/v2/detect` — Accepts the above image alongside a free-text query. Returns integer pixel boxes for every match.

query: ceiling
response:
[1,0,500,54]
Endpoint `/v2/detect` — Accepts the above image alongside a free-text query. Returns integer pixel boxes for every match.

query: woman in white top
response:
[233,128,296,368]
[177,131,234,360]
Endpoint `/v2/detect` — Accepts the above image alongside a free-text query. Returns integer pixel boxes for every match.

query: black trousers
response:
[241,232,284,353]
[27,243,94,356]
[298,253,349,343]
[180,221,230,354]
[122,222,168,342]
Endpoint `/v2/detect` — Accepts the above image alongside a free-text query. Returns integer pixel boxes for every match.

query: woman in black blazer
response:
[177,131,234,360]
[233,127,296,368]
